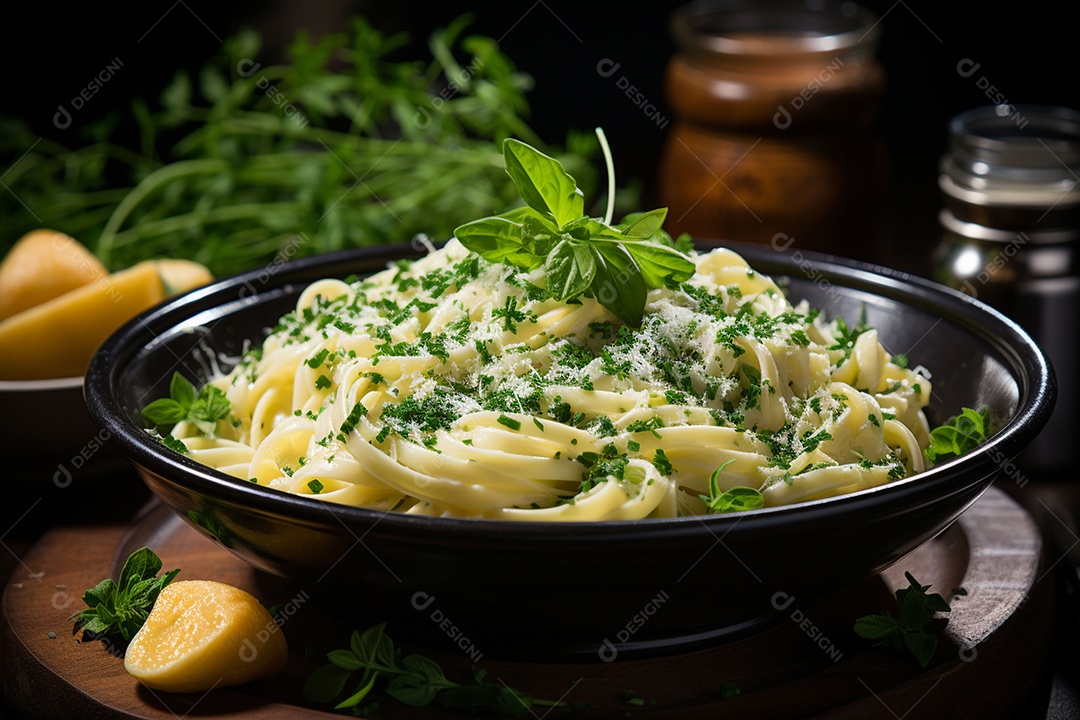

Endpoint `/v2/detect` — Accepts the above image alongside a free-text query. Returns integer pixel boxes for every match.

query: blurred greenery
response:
[0,16,604,276]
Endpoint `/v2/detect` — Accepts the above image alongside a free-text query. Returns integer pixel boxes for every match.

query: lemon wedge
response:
[0,258,211,379]
[124,580,287,693]
[0,229,107,322]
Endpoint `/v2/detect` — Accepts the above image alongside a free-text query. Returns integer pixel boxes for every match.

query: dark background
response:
[1,0,1078,271]
[0,5,1077,714]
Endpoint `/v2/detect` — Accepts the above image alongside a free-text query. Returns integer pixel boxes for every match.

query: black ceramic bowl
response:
[85,242,1054,661]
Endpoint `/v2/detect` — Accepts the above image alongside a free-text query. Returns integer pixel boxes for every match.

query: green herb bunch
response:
[303,622,563,716]
[853,571,951,668]
[1,17,597,276]
[70,548,179,646]
[925,407,990,464]
[142,371,232,437]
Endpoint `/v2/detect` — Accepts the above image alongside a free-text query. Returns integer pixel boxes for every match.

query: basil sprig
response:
[454,138,695,327]
[142,371,232,436]
[70,548,180,645]
[700,460,765,513]
[303,622,563,715]
[854,571,951,668]
[924,406,990,464]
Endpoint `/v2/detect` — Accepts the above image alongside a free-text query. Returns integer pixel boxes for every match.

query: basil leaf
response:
[334,671,379,709]
[545,239,596,301]
[81,579,116,610]
[160,433,189,454]
[619,208,668,238]
[621,240,697,288]
[169,372,196,410]
[190,385,231,424]
[302,663,355,704]
[400,654,449,684]
[117,616,145,642]
[503,139,583,228]
[125,575,173,608]
[708,486,765,513]
[591,243,646,327]
[118,547,163,593]
[520,214,562,260]
[672,232,696,254]
[897,585,932,629]
[923,592,952,614]
[853,614,903,641]
[328,649,365,671]
[141,398,187,425]
[354,622,395,668]
[902,631,937,668]
[454,216,527,263]
[75,616,109,637]
[925,406,989,463]
[387,676,440,707]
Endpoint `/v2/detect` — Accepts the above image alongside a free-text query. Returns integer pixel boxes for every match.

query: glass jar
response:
[658,0,886,259]
[933,104,1080,473]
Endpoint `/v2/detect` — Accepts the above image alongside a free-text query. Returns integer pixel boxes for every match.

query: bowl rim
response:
[0,376,83,392]
[85,241,1056,539]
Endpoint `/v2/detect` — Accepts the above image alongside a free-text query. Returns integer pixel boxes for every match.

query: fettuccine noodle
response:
[169,240,932,520]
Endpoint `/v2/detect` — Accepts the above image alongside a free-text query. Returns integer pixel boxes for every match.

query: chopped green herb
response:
[497,414,522,431]
[148,431,188,455]
[340,401,369,435]
[828,316,870,362]
[307,479,325,494]
[652,448,673,476]
[306,348,330,369]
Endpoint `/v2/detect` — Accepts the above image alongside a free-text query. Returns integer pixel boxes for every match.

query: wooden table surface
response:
[0,469,1076,719]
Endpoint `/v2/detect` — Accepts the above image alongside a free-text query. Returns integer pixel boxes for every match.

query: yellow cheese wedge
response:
[0,229,107,321]
[0,259,211,380]
[124,580,287,693]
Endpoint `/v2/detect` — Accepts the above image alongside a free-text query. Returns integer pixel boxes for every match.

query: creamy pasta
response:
[168,240,932,520]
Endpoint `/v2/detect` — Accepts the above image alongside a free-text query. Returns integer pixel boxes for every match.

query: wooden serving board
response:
[0,486,1054,719]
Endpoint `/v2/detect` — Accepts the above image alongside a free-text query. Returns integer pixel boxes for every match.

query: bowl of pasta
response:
[85,238,1053,660]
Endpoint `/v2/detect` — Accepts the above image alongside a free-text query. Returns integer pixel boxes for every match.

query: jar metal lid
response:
[939,209,1079,244]
[671,0,880,63]
[939,173,1080,208]
[941,105,1080,203]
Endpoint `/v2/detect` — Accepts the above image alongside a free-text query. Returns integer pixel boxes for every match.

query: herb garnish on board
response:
[854,571,951,668]
[303,622,564,716]
[70,548,180,646]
